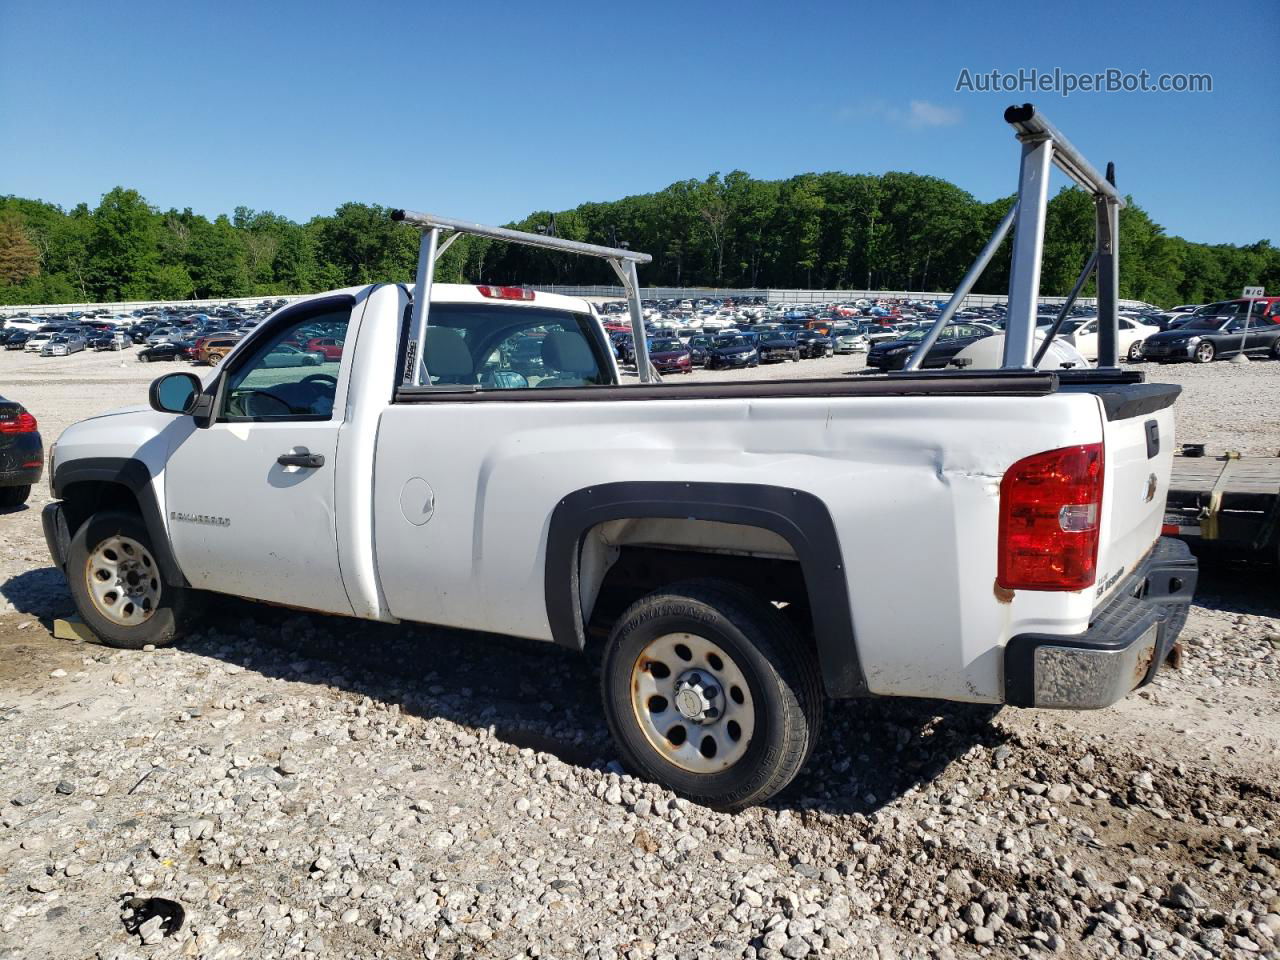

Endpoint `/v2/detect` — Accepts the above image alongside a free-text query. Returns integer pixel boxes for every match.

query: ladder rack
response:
[904,103,1127,373]
[390,210,656,387]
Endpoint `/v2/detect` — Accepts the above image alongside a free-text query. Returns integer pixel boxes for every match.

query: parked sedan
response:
[146,326,185,345]
[137,342,187,362]
[303,336,344,361]
[647,337,693,375]
[795,330,834,358]
[1143,314,1280,363]
[260,343,326,368]
[23,332,54,353]
[705,334,759,370]
[756,330,802,363]
[866,323,996,371]
[832,330,869,354]
[1062,316,1159,361]
[0,395,42,508]
[3,330,32,350]
[687,335,715,366]
[40,333,87,356]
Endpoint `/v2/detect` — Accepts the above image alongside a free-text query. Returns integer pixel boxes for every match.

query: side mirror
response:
[149,372,202,415]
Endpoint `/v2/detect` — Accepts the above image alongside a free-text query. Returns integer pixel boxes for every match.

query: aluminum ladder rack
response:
[904,103,1127,373]
[390,210,656,386]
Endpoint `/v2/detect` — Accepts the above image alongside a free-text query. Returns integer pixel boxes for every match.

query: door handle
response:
[277,453,325,468]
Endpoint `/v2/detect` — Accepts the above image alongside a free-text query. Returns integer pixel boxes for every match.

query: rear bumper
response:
[0,433,44,487]
[1004,537,1197,709]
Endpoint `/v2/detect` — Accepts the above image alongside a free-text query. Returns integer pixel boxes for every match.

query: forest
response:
[1,172,1275,308]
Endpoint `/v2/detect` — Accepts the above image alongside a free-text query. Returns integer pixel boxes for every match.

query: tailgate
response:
[1091,383,1181,605]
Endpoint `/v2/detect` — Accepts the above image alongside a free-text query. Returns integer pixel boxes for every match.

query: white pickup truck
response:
[41,107,1199,809]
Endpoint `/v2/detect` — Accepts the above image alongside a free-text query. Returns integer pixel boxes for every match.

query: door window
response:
[220,307,350,420]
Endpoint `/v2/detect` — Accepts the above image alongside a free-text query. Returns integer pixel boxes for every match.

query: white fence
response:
[544,285,1155,311]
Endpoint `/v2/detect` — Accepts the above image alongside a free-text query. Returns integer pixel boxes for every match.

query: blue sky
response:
[2,0,1275,246]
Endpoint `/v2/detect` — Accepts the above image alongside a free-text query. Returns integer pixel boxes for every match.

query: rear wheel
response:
[0,485,31,508]
[1128,340,1145,361]
[208,353,222,367]
[66,510,190,649]
[1270,339,1280,360]
[601,579,824,811]
[1194,341,1216,363]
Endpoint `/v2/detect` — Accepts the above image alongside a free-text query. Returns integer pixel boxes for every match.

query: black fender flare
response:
[544,481,866,698]
[51,457,189,587]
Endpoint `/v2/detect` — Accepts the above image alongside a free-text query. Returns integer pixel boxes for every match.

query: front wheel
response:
[1194,341,1216,363]
[601,579,824,811]
[66,510,191,649]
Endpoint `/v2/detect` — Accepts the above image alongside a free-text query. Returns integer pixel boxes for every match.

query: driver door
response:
[162,300,355,614]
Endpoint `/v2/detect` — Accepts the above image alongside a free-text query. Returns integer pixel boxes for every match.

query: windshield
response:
[715,336,749,348]
[651,339,682,352]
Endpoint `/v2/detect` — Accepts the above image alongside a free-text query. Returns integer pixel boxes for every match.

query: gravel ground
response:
[1,345,1279,960]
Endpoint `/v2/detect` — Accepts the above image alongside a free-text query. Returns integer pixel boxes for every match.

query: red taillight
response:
[997,443,1104,591]
[476,285,535,301]
[0,412,37,434]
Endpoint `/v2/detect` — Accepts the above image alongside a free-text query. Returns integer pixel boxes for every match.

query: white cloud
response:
[904,99,963,129]
[836,98,962,130]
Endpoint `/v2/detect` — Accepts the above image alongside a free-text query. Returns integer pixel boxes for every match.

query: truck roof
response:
[284,283,594,316]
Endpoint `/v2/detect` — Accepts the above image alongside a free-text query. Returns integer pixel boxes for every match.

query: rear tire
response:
[0,485,31,508]
[600,579,824,811]
[66,510,190,649]
[1128,340,1145,361]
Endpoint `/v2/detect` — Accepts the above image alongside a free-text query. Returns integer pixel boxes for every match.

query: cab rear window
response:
[404,303,613,390]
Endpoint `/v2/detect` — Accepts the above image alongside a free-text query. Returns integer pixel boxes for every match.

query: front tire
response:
[66,510,189,649]
[1194,341,1216,363]
[601,579,823,811]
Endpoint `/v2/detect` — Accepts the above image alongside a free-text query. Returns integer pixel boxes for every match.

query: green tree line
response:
[1,175,1275,308]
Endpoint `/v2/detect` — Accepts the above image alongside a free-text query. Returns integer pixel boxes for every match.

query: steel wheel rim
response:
[85,535,161,626]
[629,632,755,774]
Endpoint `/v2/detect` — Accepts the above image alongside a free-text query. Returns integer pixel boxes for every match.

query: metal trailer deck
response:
[1164,450,1280,562]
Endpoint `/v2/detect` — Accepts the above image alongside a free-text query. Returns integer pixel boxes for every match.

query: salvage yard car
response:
[43,278,1196,809]
[39,110,1200,810]
[1142,311,1280,363]
[866,323,995,371]
[647,337,693,374]
[704,333,759,370]
[1063,315,1158,362]
[0,396,42,508]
